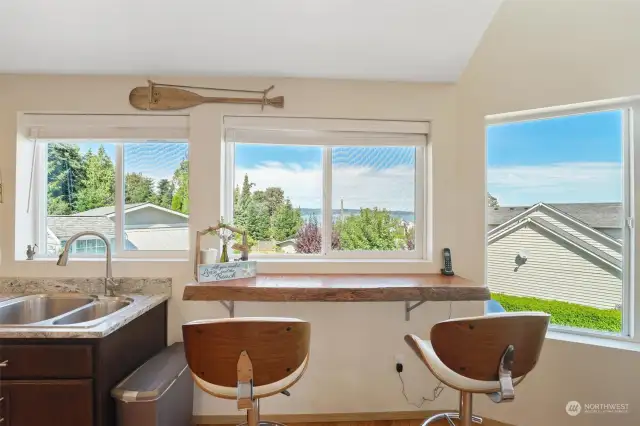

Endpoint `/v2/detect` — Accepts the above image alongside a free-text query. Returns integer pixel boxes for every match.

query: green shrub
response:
[491,293,622,333]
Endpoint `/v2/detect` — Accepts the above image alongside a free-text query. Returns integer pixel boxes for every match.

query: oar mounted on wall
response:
[129,80,284,111]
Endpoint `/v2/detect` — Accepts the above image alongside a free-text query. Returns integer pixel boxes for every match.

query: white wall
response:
[458,1,640,425]
[0,75,478,416]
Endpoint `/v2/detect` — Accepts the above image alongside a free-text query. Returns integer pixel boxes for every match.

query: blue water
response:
[300,209,415,224]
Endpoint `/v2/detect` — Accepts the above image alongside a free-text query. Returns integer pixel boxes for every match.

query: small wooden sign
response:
[197,261,257,283]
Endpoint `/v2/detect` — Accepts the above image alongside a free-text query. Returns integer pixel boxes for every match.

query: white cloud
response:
[488,162,622,206]
[236,163,415,211]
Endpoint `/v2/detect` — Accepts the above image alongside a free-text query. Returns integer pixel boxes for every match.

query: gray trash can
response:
[111,342,193,426]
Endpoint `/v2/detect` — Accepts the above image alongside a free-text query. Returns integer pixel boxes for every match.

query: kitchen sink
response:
[0,294,96,325]
[0,294,134,327]
[53,297,132,326]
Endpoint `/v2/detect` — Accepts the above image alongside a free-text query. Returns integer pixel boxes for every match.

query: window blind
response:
[20,114,189,140]
[224,116,428,147]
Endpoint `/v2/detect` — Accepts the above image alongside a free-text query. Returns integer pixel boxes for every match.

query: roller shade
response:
[21,114,189,140]
[224,116,428,147]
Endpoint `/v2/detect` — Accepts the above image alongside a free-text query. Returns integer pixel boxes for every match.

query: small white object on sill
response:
[200,249,218,265]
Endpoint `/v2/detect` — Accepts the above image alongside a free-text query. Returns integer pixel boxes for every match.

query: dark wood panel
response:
[0,344,92,379]
[183,274,490,302]
[2,379,92,426]
[94,301,167,426]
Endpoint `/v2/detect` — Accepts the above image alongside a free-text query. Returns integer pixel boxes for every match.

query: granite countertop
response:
[0,277,171,338]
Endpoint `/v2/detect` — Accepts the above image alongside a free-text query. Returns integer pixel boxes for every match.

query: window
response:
[40,140,189,257]
[486,108,633,336]
[224,117,427,259]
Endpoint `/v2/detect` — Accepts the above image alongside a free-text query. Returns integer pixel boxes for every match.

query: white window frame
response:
[485,98,639,341]
[22,113,190,260]
[223,116,429,260]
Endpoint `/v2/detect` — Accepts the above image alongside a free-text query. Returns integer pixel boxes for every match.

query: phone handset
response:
[441,248,454,276]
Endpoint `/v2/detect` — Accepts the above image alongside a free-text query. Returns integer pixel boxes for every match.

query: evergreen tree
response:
[156,179,174,209]
[171,160,189,213]
[234,174,254,228]
[125,173,155,204]
[75,146,115,212]
[244,199,271,241]
[270,199,303,241]
[47,143,85,214]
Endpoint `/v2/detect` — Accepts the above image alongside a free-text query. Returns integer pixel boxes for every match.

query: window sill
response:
[547,330,640,353]
[16,257,190,263]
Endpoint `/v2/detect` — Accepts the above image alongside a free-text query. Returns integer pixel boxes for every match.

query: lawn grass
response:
[491,293,622,333]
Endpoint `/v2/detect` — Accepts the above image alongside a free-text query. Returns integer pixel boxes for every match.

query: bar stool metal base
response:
[421,392,483,426]
[421,412,483,426]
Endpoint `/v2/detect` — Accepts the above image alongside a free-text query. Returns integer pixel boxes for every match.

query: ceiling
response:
[0,0,502,82]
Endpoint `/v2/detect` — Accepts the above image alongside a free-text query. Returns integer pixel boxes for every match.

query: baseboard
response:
[193,410,511,425]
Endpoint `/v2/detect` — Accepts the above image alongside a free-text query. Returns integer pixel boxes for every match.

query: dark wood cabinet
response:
[2,380,93,426]
[0,301,167,426]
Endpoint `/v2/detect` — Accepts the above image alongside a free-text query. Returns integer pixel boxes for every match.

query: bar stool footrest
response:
[421,412,483,425]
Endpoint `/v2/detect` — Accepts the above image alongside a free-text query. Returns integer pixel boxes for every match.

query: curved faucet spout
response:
[56,231,117,297]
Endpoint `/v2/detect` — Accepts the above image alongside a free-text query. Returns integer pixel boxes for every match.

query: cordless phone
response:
[441,248,454,276]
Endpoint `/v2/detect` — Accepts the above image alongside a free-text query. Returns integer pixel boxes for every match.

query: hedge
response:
[491,293,622,332]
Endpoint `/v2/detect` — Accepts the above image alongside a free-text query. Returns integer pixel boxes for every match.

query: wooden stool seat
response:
[183,317,311,426]
[405,311,550,426]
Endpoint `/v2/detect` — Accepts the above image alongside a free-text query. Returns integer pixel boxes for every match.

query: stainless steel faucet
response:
[56,231,119,297]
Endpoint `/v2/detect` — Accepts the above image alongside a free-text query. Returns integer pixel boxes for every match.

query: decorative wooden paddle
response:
[129,81,284,111]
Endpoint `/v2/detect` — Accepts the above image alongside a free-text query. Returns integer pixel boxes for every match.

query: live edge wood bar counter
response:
[183,274,490,319]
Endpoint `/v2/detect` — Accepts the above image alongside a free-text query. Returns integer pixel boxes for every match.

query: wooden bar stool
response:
[405,312,550,426]
[182,317,311,426]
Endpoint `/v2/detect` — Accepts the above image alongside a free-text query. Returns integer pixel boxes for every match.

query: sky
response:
[235,144,416,211]
[487,110,624,206]
[79,142,188,184]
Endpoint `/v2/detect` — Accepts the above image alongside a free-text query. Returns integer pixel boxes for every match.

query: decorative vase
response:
[219,243,229,263]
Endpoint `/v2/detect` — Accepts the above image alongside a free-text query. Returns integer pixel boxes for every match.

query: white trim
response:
[488,202,622,248]
[35,139,190,260]
[485,99,637,341]
[21,113,189,140]
[224,118,427,260]
[106,202,190,219]
[322,147,332,255]
[115,143,125,253]
[224,116,430,134]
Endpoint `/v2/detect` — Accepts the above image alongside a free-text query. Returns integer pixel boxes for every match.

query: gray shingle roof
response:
[74,203,146,216]
[488,203,622,228]
[48,216,116,240]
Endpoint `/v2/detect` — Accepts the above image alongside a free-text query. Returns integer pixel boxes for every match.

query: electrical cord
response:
[398,301,453,408]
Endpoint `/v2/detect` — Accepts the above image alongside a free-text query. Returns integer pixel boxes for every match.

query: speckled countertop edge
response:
[0,277,171,338]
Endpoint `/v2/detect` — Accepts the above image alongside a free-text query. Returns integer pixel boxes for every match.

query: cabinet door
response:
[2,379,92,426]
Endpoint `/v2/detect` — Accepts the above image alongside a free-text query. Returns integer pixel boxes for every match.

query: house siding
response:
[529,210,622,261]
[488,224,622,310]
[123,207,188,226]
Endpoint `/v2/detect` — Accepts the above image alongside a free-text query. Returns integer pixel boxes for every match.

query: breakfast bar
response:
[183,274,490,320]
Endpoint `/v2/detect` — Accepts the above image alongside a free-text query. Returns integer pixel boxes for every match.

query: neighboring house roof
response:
[74,203,146,216]
[488,202,622,229]
[125,227,189,251]
[74,202,188,219]
[488,203,622,274]
[48,216,116,240]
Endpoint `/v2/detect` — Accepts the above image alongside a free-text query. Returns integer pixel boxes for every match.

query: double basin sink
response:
[0,293,133,328]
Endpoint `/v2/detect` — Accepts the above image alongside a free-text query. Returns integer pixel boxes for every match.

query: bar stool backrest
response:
[430,312,550,381]
[183,317,310,387]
